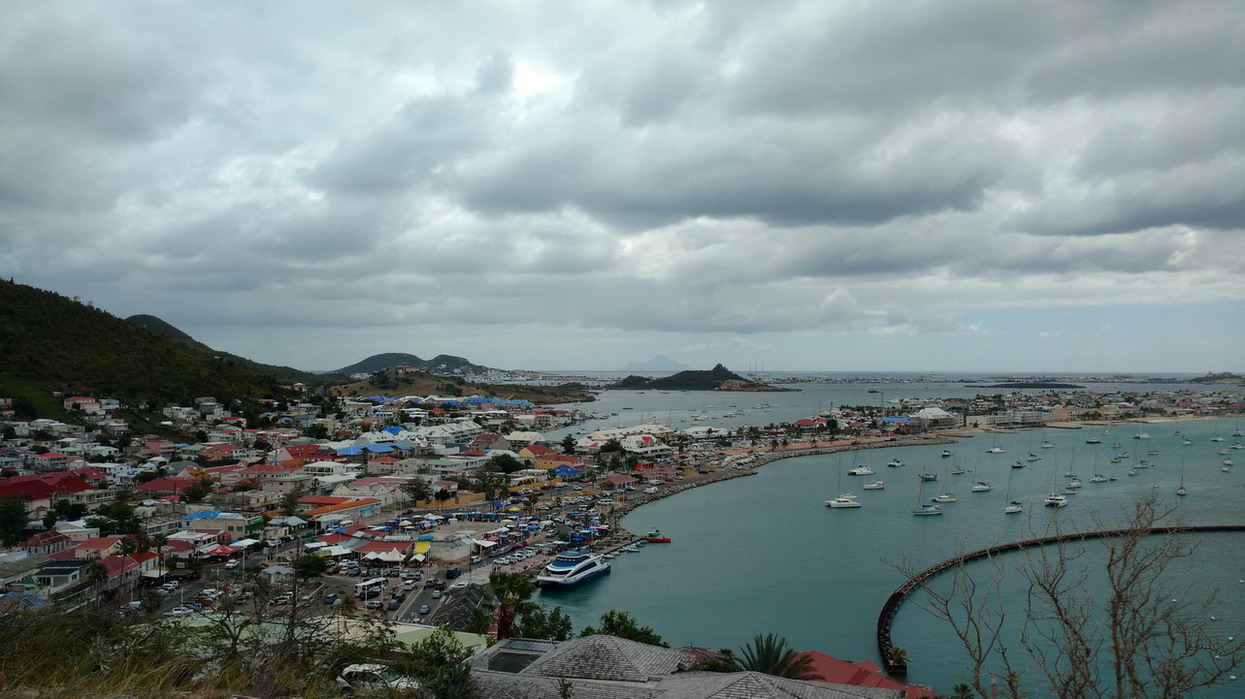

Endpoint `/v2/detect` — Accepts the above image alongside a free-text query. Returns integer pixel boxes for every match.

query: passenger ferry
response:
[535,549,611,588]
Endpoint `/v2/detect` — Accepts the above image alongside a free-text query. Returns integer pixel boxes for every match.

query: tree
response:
[489,572,537,640]
[580,610,666,647]
[908,493,1245,698]
[488,453,524,475]
[279,481,306,517]
[736,633,821,680]
[401,477,433,507]
[560,434,577,454]
[0,496,30,545]
[400,628,472,699]
[181,476,214,504]
[516,605,573,641]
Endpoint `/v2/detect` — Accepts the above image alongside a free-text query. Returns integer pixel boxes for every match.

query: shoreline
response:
[597,434,959,547]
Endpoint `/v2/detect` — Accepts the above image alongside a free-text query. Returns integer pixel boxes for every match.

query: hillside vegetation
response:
[0,280,291,407]
[125,314,352,387]
[335,352,490,376]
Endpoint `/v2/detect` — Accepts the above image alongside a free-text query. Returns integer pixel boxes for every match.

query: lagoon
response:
[539,416,1245,696]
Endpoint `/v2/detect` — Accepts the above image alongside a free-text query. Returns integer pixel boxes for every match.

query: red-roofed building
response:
[797,651,937,698]
[23,530,72,556]
[135,477,196,496]
[518,444,557,460]
[71,536,125,560]
[303,498,381,524]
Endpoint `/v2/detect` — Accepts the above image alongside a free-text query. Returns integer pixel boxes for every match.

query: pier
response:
[876,524,1245,676]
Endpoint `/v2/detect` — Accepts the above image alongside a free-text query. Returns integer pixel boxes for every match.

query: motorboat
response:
[1224,459,1234,466]
[1181,439,1194,446]
[1064,478,1083,490]
[1211,436,1225,442]
[534,550,611,587]
[862,480,885,490]
[1005,500,1023,514]
[940,450,952,458]
[1128,469,1137,476]
[951,465,967,475]
[1219,449,1231,456]
[986,447,1005,454]
[1085,437,1101,444]
[1044,493,1068,508]
[640,530,671,543]
[887,459,905,468]
[971,481,991,492]
[1089,474,1108,483]
[826,494,862,509]
[848,465,875,476]
[1111,442,1122,449]
[1041,441,1055,449]
[1134,432,1152,440]
[919,472,938,481]
[1011,461,1025,469]
[1026,453,1041,462]
[1147,448,1159,455]
[930,492,958,503]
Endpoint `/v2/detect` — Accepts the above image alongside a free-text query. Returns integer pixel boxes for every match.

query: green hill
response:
[610,363,792,391]
[335,352,490,376]
[0,279,296,410]
[124,314,352,387]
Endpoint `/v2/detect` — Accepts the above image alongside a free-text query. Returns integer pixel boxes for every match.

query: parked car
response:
[224,560,239,570]
[165,606,194,617]
[365,600,383,610]
[336,664,420,693]
[402,579,418,591]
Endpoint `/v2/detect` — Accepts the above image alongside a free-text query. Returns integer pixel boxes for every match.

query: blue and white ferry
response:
[534,549,611,587]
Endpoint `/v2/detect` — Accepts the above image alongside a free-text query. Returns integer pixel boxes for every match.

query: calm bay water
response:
[538,413,1245,696]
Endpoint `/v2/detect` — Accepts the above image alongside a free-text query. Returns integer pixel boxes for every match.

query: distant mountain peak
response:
[621,354,690,371]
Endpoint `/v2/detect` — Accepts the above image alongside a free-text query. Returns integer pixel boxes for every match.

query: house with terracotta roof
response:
[70,536,125,560]
[517,444,558,460]
[135,477,197,496]
[303,497,382,525]
[31,452,73,471]
[797,651,937,697]
[22,530,72,556]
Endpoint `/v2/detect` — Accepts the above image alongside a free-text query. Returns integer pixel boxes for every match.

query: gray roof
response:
[520,635,697,682]
[652,671,904,699]
[471,670,660,698]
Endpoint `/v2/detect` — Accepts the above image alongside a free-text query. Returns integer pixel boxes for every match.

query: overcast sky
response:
[2,1,1242,374]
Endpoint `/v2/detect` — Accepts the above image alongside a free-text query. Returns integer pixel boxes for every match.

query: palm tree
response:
[489,572,537,639]
[737,633,822,680]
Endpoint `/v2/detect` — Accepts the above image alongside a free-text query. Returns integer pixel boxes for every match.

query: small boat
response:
[912,503,943,516]
[1011,461,1025,469]
[1223,459,1234,466]
[620,544,640,553]
[1085,438,1102,444]
[1108,476,1118,481]
[986,447,1005,454]
[940,450,952,458]
[1109,457,1122,464]
[1223,466,1233,473]
[886,459,904,468]
[971,481,991,492]
[1111,442,1122,449]
[930,492,958,503]
[1065,470,1077,477]
[1147,449,1159,455]
[1005,500,1023,514]
[951,465,967,475]
[1211,436,1225,442]
[1089,474,1108,483]
[603,553,617,560]
[1044,493,1068,508]
[1134,432,1152,440]
[826,494,862,509]
[641,530,671,543]
[1041,441,1055,449]
[1181,439,1194,446]
[1127,469,1138,476]
[1026,453,1041,462]
[862,480,885,490]
[1233,443,1245,450]
[919,472,938,481]
[1232,429,1243,437]
[1219,449,1231,456]
[848,465,875,476]
[1065,478,1083,490]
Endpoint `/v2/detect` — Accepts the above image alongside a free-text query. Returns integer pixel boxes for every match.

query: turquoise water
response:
[540,417,1245,695]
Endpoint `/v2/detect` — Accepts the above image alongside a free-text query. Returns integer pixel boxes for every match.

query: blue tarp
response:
[881,416,914,424]
[554,466,584,477]
[383,426,402,435]
[181,510,223,520]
